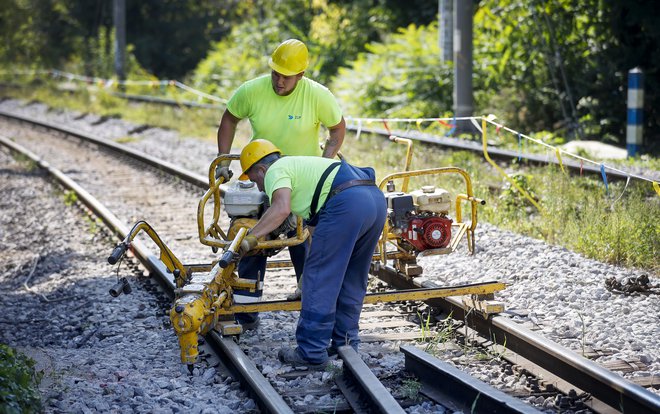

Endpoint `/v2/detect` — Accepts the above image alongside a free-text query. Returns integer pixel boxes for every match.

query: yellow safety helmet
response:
[268,39,309,76]
[239,139,281,180]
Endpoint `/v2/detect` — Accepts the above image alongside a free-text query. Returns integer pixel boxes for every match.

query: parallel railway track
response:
[29,86,645,179]
[1,86,639,181]
[1,108,658,413]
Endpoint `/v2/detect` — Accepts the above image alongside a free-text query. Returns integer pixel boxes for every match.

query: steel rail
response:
[209,332,293,414]
[345,124,631,180]
[401,345,542,413]
[371,264,660,414]
[0,134,172,290]
[1,98,629,180]
[0,110,208,188]
[0,134,293,414]
[110,91,223,109]
[336,346,406,414]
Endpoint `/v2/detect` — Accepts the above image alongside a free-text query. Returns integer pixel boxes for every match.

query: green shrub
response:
[0,345,42,414]
[498,172,539,210]
[332,22,452,120]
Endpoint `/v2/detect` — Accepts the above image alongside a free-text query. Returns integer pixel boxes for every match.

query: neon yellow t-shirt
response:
[227,75,342,156]
[264,157,340,219]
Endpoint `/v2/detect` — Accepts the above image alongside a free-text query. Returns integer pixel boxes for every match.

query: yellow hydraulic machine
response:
[107,138,505,366]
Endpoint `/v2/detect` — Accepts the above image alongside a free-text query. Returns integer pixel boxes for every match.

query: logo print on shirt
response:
[288,115,302,120]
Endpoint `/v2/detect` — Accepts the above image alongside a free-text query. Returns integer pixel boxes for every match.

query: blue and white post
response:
[626,67,644,157]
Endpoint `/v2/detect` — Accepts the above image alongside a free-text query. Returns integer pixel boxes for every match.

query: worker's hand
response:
[215,159,233,183]
[239,234,258,256]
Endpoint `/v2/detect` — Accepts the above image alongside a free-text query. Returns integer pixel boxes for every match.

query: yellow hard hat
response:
[239,139,281,180]
[268,39,309,76]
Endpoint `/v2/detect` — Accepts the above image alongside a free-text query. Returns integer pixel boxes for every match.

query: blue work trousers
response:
[296,163,386,363]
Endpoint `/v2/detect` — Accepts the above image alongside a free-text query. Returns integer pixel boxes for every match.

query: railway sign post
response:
[626,67,644,157]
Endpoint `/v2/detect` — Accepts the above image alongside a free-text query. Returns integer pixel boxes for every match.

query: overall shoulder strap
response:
[310,162,341,217]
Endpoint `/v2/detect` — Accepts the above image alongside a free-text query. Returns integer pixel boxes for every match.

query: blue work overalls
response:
[296,162,387,364]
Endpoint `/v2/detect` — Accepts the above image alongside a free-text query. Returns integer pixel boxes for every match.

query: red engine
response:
[401,216,452,251]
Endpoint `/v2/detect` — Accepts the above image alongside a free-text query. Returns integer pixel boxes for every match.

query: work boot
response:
[327,346,338,358]
[278,347,326,370]
[286,287,302,301]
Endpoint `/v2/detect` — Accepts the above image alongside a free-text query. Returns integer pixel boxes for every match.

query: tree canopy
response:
[1,0,658,150]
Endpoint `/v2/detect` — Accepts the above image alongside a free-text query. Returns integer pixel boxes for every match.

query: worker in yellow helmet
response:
[216,39,346,330]
[238,140,386,368]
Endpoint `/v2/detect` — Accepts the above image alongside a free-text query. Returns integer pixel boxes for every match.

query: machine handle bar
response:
[108,243,128,265]
[218,250,235,268]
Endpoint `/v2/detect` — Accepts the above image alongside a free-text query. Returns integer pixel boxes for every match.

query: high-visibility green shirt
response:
[264,157,339,219]
[227,75,342,156]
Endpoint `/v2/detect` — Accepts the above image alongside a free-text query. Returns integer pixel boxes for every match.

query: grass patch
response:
[11,153,38,171]
[0,344,42,413]
[115,135,140,144]
[86,217,102,235]
[400,377,422,401]
[416,311,457,356]
[62,190,78,207]
[486,165,659,271]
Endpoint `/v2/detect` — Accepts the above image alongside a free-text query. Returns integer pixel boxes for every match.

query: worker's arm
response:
[322,116,346,158]
[217,109,242,154]
[249,188,292,239]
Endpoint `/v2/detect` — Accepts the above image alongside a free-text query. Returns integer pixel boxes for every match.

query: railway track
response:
[15,85,646,180]
[0,115,533,413]
[1,107,659,413]
[0,112,537,412]
[1,86,641,182]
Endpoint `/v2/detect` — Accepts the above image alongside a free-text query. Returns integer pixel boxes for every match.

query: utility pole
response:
[113,0,126,84]
[453,0,474,133]
[439,0,453,63]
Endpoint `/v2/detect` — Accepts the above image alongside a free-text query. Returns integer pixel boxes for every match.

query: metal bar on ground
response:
[337,346,406,414]
[209,333,294,414]
[371,264,660,413]
[345,124,630,180]
[401,345,542,413]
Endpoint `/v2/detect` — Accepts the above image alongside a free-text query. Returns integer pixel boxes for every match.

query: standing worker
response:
[238,140,386,368]
[215,39,347,329]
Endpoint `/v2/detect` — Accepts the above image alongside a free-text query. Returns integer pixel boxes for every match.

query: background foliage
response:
[1,0,659,147]
[332,23,453,120]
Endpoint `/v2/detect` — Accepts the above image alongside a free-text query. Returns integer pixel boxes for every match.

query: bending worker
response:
[216,39,346,329]
[238,140,386,368]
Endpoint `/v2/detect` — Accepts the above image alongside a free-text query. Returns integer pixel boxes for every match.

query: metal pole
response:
[439,0,453,63]
[453,0,474,133]
[113,0,126,84]
[626,67,644,157]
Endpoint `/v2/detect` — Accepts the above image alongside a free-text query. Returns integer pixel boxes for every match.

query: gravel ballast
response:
[1,98,658,413]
